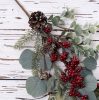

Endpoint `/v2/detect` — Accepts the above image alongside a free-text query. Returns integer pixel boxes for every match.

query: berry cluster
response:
[60,55,88,100]
[50,53,58,62]
[45,36,88,99]
[62,41,72,48]
[43,23,52,33]
[60,52,68,62]
[56,41,71,48]
[29,11,89,100]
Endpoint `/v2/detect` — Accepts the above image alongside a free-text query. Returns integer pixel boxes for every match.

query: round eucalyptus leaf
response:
[88,92,97,100]
[83,56,97,70]
[84,75,97,92]
[74,24,82,35]
[81,68,92,77]
[74,37,81,44]
[47,77,56,92]
[19,49,35,69]
[52,16,60,26]
[26,76,47,98]
[79,89,97,100]
[39,55,52,70]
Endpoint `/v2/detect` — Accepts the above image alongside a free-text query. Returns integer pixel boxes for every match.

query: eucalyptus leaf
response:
[81,68,92,77]
[83,30,89,35]
[19,49,35,69]
[84,75,97,92]
[74,24,82,35]
[52,16,60,26]
[88,92,97,100]
[26,76,47,98]
[88,48,95,56]
[95,51,99,60]
[48,15,53,20]
[73,37,81,44]
[83,56,97,70]
[83,38,91,45]
[70,21,76,28]
[39,55,52,70]
[96,45,99,51]
[64,8,75,19]
[47,77,56,92]
[72,45,79,55]
[79,89,97,100]
[61,30,66,35]
[89,25,96,33]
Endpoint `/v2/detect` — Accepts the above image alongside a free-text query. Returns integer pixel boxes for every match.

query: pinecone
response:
[28,11,47,30]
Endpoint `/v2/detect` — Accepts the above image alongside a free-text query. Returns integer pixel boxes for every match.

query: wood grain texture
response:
[0,0,99,100]
[0,0,29,29]
[0,80,48,100]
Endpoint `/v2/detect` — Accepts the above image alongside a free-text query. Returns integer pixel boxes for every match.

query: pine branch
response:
[14,30,36,49]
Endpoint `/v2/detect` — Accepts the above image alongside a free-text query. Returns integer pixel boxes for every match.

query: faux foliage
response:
[14,8,99,100]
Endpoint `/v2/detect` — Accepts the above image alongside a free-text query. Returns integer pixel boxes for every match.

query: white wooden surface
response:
[0,0,99,100]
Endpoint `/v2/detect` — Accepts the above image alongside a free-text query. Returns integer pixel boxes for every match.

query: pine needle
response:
[14,30,36,49]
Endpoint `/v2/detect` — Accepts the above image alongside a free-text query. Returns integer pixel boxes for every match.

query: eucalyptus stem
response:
[56,25,74,32]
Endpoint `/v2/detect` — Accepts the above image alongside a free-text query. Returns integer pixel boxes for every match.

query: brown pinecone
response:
[28,11,47,30]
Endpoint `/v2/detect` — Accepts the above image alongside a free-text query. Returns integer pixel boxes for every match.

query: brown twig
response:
[15,0,30,17]
[15,0,99,32]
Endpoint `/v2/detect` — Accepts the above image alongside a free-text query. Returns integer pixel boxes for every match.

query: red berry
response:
[50,53,58,62]
[64,77,69,83]
[47,37,53,44]
[76,67,83,73]
[97,83,99,88]
[64,68,67,72]
[71,55,80,65]
[69,89,76,96]
[79,83,85,88]
[56,42,62,48]
[60,71,70,83]
[81,95,88,100]
[43,23,52,33]
[62,41,71,48]
[60,52,68,62]
[75,75,84,83]
[68,70,75,77]
[61,72,65,76]
[75,91,82,97]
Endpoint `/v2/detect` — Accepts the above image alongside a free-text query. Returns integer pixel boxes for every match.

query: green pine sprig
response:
[14,30,36,49]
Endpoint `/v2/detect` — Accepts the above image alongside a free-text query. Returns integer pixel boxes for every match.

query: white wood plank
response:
[0,80,48,100]
[0,1,98,99]
[0,30,32,79]
[0,0,30,29]
[19,0,99,25]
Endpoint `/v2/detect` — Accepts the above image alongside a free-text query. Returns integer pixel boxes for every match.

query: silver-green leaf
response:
[26,76,47,98]
[74,24,82,35]
[19,49,35,69]
[52,16,60,26]
[88,92,97,100]
[84,75,97,92]
[39,55,52,70]
[81,68,92,77]
[83,56,97,70]
[79,89,97,100]
[47,77,56,92]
